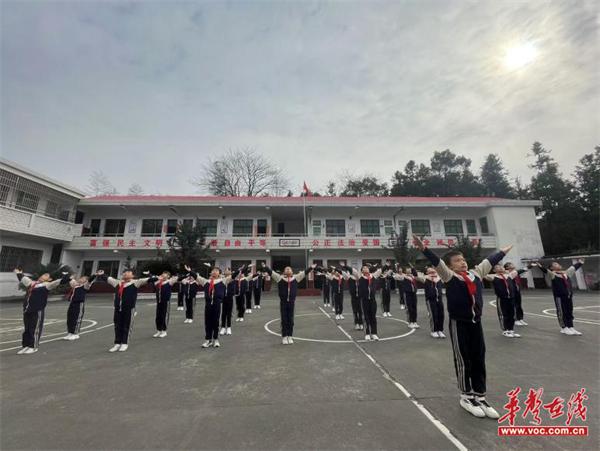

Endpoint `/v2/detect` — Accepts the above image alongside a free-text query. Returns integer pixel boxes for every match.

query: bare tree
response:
[127,183,144,195]
[86,170,118,196]
[192,148,289,196]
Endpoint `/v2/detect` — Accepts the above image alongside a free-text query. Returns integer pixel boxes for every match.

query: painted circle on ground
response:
[0,318,98,344]
[264,313,416,343]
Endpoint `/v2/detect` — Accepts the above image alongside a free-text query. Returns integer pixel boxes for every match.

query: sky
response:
[1,0,598,195]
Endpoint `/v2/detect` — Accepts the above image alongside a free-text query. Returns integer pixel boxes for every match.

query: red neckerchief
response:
[208,278,215,297]
[118,281,125,299]
[459,272,476,307]
[560,273,571,289]
[28,282,38,300]
[287,276,293,301]
[498,273,509,292]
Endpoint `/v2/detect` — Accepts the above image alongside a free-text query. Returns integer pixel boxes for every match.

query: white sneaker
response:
[509,330,520,338]
[371,334,380,341]
[431,332,439,338]
[340,315,344,320]
[514,320,524,326]
[226,327,232,335]
[414,323,420,329]
[388,313,393,317]
[109,344,121,352]
[71,334,80,340]
[240,317,244,322]
[459,397,486,418]
[400,305,406,310]
[153,331,161,338]
[63,333,73,340]
[359,324,364,330]
[17,347,29,355]
[23,347,38,354]
[408,323,415,329]
[188,319,193,323]
[248,309,253,314]
[202,340,211,348]
[220,327,226,335]
[335,314,340,320]
[118,344,128,352]
[476,397,500,419]
[569,327,582,336]
[213,339,220,348]
[235,318,240,322]
[288,337,294,344]
[564,328,576,336]
[520,320,528,326]
[354,324,360,330]
[560,327,568,334]
[438,331,446,338]
[159,331,167,338]
[364,335,372,341]
[502,331,514,338]
[282,337,289,345]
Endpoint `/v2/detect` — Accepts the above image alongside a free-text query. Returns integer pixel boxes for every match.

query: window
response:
[141,219,163,237]
[166,219,178,236]
[50,244,62,264]
[81,260,94,277]
[0,184,9,206]
[0,246,43,272]
[104,219,126,237]
[466,219,477,235]
[312,220,322,236]
[84,219,101,237]
[58,209,70,222]
[325,219,345,237]
[383,220,394,235]
[257,219,268,236]
[182,219,194,230]
[197,219,218,236]
[411,219,431,235]
[360,219,380,236]
[97,260,120,278]
[231,260,252,271]
[479,217,490,235]
[362,259,381,267]
[15,190,39,213]
[444,219,464,236]
[45,201,58,218]
[233,219,253,236]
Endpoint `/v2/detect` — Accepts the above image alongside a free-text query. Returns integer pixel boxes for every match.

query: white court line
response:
[316,306,468,451]
[0,320,98,344]
[0,323,112,352]
[488,300,600,326]
[263,313,415,343]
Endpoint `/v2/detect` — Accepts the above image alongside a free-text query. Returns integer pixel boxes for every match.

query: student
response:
[234,268,252,322]
[220,268,236,336]
[504,263,528,326]
[345,267,363,330]
[63,274,96,341]
[181,274,199,324]
[148,271,179,338]
[96,269,152,352]
[380,262,394,317]
[328,269,346,320]
[14,268,70,355]
[532,260,584,336]
[413,235,512,419]
[416,267,445,338]
[316,269,331,308]
[252,272,264,309]
[262,263,316,345]
[187,264,238,348]
[351,264,382,341]
[176,279,185,311]
[394,266,420,328]
[245,273,254,314]
[485,266,519,338]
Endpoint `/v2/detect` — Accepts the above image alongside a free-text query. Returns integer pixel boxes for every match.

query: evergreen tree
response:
[480,154,515,198]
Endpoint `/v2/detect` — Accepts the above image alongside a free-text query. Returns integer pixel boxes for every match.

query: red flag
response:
[303,181,312,196]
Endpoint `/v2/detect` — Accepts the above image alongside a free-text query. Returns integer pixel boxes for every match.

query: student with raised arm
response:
[181,273,199,324]
[176,279,185,312]
[63,273,96,341]
[344,265,363,330]
[504,263,529,326]
[413,234,512,419]
[484,265,519,338]
[233,267,253,322]
[147,271,179,338]
[96,269,152,352]
[351,263,382,341]
[531,259,584,336]
[415,267,446,338]
[394,266,420,328]
[379,261,394,317]
[262,263,316,345]
[220,268,236,336]
[251,271,264,310]
[328,267,347,320]
[14,268,70,355]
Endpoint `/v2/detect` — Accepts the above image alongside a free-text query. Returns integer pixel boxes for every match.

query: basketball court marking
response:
[488,300,600,326]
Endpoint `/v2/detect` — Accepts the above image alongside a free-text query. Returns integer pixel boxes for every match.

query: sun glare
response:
[503,42,538,70]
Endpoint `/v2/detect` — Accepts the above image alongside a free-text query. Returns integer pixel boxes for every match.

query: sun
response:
[503,42,538,70]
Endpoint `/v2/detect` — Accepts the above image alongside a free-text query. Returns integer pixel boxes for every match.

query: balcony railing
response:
[66,233,497,251]
[0,204,82,242]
